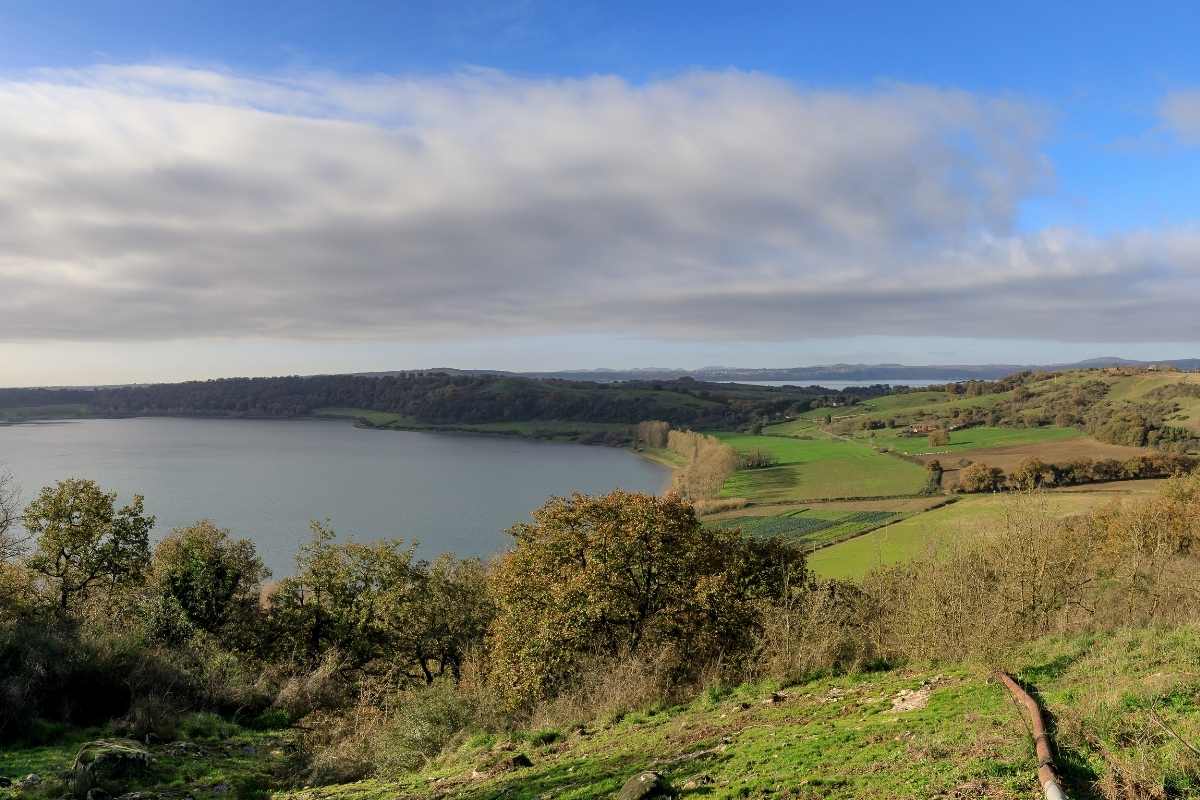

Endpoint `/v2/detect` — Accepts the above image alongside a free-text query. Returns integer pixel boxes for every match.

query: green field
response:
[712,433,927,502]
[855,424,1081,455]
[807,491,1122,580]
[710,508,901,548]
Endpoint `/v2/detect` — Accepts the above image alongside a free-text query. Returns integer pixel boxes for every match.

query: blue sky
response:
[2,2,1200,383]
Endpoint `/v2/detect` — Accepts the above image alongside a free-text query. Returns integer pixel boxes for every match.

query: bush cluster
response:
[956,453,1196,493]
[6,468,1200,790]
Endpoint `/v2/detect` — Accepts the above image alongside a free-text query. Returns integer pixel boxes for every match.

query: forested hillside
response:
[0,374,876,429]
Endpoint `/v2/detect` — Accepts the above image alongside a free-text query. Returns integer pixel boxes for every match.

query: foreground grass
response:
[5,629,1198,799]
[0,722,292,800]
[279,668,1034,800]
[272,627,1200,799]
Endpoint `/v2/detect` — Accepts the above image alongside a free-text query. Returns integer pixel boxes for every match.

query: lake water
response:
[0,417,669,576]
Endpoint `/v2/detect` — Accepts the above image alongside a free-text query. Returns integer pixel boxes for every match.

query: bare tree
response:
[0,470,24,563]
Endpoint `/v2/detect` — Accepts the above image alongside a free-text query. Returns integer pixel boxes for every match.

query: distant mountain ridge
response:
[355,357,1200,384]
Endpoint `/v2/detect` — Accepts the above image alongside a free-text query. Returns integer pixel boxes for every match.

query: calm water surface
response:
[0,418,669,575]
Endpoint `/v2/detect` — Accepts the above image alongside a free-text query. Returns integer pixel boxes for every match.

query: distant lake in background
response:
[724,379,944,390]
[0,417,669,576]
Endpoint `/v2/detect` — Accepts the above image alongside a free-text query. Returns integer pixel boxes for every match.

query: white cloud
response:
[1,65,1198,347]
[1161,90,1200,143]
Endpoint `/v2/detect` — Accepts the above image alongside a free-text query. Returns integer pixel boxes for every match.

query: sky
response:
[3,1,1200,385]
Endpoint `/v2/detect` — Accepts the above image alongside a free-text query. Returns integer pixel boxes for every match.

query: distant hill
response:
[504,357,1200,383]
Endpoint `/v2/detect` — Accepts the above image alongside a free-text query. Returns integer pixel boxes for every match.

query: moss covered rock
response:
[71,739,153,798]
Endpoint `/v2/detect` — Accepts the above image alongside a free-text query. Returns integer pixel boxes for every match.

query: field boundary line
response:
[800,496,960,554]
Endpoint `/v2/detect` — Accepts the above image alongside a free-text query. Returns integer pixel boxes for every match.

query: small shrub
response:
[704,682,733,706]
[246,708,291,730]
[230,775,272,800]
[273,650,351,719]
[179,711,236,740]
[371,679,476,774]
[122,694,181,742]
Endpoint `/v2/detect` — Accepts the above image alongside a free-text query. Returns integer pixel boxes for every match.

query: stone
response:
[71,739,153,798]
[0,777,10,788]
[616,771,674,800]
[17,774,42,788]
[889,686,933,713]
[680,774,714,790]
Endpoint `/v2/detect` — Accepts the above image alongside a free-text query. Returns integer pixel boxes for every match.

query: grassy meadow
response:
[710,432,927,503]
[854,424,1082,456]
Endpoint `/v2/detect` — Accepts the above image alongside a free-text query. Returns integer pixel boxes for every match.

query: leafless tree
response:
[0,470,25,562]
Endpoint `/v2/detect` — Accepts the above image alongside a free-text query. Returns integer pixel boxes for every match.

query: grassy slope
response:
[855,425,1081,456]
[7,634,1196,800]
[806,487,1162,581]
[711,433,927,503]
[264,628,1197,800]
[1107,372,1200,432]
[273,668,1033,800]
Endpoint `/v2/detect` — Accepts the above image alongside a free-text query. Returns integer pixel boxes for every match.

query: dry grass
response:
[691,496,750,515]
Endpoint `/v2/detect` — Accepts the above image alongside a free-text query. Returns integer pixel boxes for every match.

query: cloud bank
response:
[2,65,1199,345]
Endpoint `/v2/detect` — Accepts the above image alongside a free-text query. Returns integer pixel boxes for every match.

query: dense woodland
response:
[0,374,877,430]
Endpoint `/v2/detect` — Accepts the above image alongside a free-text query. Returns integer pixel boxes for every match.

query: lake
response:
[0,417,670,576]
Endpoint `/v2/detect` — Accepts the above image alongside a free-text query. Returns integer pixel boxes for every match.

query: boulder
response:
[17,774,42,788]
[616,771,674,800]
[71,739,153,798]
[0,777,10,788]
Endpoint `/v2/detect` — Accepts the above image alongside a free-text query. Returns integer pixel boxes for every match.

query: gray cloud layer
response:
[2,66,1199,344]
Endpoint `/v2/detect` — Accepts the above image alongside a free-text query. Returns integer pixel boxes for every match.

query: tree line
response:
[954,453,1197,493]
[0,374,869,430]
